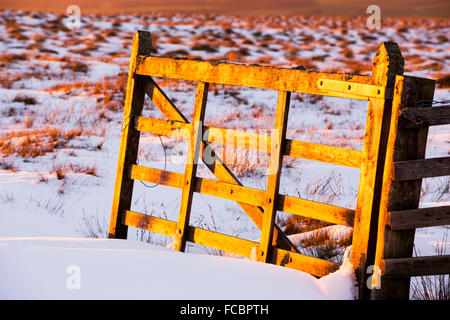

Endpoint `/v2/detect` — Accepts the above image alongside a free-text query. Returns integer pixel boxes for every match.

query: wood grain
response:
[136,56,373,100]
[372,75,436,300]
[130,165,355,226]
[382,255,450,277]
[398,105,450,128]
[351,42,405,300]
[259,90,290,263]
[272,248,340,278]
[393,156,450,181]
[387,206,450,230]
[174,81,209,252]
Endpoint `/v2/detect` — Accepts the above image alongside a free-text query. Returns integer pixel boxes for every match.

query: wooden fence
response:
[370,78,450,300]
[108,30,449,299]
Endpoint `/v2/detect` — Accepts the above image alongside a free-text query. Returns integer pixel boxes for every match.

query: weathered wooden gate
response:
[108,30,449,299]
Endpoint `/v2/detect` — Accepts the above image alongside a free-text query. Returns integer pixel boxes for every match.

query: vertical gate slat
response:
[174,82,209,252]
[259,90,291,263]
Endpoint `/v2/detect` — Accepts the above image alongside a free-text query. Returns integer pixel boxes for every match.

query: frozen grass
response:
[0,128,84,158]
[298,228,353,264]
[77,209,108,238]
[411,232,450,300]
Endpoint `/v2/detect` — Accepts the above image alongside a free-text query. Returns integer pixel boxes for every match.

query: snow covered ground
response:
[0,10,448,299]
[0,237,356,299]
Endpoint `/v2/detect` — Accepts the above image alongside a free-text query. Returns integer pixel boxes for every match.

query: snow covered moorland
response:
[0,237,355,299]
[0,10,449,299]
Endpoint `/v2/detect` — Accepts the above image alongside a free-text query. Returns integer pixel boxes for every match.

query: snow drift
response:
[0,237,356,299]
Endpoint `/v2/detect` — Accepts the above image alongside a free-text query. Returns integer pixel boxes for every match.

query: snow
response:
[0,237,356,300]
[318,247,356,299]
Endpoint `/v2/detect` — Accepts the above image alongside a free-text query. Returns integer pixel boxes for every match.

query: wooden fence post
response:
[371,75,436,300]
[108,31,152,238]
[350,42,404,299]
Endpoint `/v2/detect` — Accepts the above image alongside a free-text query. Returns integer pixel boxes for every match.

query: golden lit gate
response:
[109,31,444,299]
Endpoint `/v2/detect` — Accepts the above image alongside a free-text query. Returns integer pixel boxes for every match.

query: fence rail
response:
[109,31,448,300]
[398,105,450,128]
[135,55,375,100]
[393,156,450,181]
[136,116,364,168]
[130,164,356,226]
[122,209,340,277]
[387,206,450,230]
[382,255,450,278]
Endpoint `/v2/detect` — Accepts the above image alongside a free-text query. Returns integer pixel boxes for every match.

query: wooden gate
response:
[108,31,448,299]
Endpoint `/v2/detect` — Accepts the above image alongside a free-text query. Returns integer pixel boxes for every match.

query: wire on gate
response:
[120,114,167,189]
[138,135,167,189]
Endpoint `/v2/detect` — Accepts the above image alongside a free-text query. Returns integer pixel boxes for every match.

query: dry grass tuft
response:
[191,43,219,53]
[218,147,269,178]
[437,74,450,88]
[283,215,331,235]
[68,163,99,176]
[298,228,353,263]
[93,72,127,112]
[62,60,89,74]
[411,233,449,300]
[0,158,17,171]
[51,163,67,180]
[0,53,26,64]
[0,128,83,159]
[13,94,37,105]
[78,210,108,238]
[50,162,99,180]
